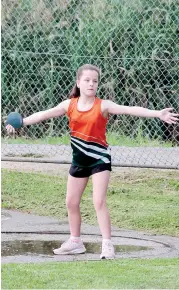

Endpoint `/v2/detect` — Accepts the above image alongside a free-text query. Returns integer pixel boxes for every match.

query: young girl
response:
[6,64,178,259]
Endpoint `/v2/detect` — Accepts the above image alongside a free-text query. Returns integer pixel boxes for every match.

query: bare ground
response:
[2,161,179,181]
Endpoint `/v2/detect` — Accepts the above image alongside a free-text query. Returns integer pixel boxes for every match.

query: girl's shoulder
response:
[66,98,77,116]
[62,99,71,112]
[100,99,109,110]
[99,99,110,118]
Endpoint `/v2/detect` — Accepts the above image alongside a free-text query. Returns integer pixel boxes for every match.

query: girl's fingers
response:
[6,124,14,130]
[164,107,173,111]
[170,117,179,121]
[6,125,15,134]
[6,124,11,129]
[166,120,175,124]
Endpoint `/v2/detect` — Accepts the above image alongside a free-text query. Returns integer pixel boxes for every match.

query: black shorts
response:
[69,163,112,178]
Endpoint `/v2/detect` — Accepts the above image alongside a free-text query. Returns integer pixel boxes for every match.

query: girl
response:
[6,64,178,259]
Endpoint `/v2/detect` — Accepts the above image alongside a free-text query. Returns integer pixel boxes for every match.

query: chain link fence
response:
[2,0,179,168]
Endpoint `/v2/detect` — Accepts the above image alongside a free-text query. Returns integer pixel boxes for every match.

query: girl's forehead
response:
[80,70,99,79]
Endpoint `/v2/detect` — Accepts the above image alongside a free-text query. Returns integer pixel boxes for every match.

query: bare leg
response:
[92,170,111,239]
[66,174,89,237]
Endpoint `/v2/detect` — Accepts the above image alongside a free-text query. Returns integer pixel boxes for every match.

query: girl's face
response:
[77,70,99,97]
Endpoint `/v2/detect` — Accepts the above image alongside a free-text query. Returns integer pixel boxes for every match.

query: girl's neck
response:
[77,95,96,112]
[78,95,95,104]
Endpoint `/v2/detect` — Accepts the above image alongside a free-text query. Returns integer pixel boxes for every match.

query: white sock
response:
[103,239,112,243]
[70,236,81,242]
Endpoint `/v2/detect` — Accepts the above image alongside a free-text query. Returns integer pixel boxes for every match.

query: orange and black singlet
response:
[67,97,111,167]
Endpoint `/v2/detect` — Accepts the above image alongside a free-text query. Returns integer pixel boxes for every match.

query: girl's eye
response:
[84,79,98,83]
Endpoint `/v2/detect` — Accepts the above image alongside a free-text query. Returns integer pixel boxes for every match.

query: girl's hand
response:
[6,124,16,134]
[159,108,179,124]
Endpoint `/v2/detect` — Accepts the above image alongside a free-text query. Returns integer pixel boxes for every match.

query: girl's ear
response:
[76,80,80,88]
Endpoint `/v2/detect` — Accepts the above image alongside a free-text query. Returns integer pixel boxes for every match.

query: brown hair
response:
[69,64,101,98]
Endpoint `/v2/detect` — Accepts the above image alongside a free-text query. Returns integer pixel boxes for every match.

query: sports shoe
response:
[53,238,86,255]
[100,240,115,259]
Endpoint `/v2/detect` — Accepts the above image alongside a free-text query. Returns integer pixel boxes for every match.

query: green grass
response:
[107,132,173,147]
[2,135,71,145]
[1,168,179,289]
[2,168,179,236]
[2,259,179,289]
[2,132,173,147]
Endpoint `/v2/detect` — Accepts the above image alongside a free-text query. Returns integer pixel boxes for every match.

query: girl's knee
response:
[93,197,107,211]
[66,196,80,210]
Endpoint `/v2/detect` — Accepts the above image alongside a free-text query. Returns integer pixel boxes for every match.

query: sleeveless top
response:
[67,97,111,167]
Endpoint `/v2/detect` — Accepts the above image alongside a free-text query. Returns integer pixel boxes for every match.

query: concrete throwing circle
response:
[1,212,12,221]
[1,209,179,264]
[1,232,179,264]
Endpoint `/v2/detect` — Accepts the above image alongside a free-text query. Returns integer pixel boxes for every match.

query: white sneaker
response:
[100,240,115,259]
[53,238,86,255]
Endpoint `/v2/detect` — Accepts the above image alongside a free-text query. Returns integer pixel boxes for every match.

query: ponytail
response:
[69,84,80,98]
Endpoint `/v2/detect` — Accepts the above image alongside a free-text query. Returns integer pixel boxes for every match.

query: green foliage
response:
[2,0,178,140]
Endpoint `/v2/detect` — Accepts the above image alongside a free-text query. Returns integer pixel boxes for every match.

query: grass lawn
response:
[2,168,179,236]
[2,259,179,289]
[1,168,179,289]
[2,132,173,147]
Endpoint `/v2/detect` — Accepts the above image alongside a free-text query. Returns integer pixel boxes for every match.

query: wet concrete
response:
[2,240,149,257]
[1,209,179,264]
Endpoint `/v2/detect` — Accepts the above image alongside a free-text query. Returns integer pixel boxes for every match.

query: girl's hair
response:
[69,64,101,98]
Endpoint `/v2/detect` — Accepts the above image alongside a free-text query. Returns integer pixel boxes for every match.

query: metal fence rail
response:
[2,0,179,168]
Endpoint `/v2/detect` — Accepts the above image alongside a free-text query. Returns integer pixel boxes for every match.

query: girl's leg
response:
[66,174,89,237]
[92,170,111,239]
[53,174,88,255]
[92,170,115,259]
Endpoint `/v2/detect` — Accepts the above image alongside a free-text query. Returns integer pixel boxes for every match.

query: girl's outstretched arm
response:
[23,100,70,126]
[102,100,179,124]
[6,99,70,134]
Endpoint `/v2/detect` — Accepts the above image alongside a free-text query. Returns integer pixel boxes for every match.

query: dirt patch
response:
[2,161,179,180]
[1,161,70,177]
